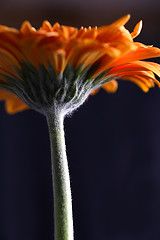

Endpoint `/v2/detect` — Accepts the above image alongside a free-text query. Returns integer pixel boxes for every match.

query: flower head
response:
[0,15,160,115]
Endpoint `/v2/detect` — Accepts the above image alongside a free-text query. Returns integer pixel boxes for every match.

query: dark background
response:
[0,1,160,240]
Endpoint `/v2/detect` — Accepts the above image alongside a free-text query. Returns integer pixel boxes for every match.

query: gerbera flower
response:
[1,15,160,240]
[0,14,160,115]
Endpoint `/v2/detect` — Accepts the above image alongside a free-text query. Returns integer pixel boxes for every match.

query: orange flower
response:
[0,15,160,114]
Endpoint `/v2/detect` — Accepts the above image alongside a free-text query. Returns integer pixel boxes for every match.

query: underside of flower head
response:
[0,15,160,114]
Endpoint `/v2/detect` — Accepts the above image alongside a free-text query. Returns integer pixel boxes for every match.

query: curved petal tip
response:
[20,21,36,34]
[131,20,143,39]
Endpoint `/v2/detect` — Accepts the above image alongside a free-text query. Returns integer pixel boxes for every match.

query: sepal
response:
[0,61,114,115]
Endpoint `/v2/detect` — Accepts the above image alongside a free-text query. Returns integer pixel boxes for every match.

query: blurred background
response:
[0,0,160,240]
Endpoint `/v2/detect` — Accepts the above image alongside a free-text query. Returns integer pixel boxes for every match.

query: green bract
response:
[0,61,113,115]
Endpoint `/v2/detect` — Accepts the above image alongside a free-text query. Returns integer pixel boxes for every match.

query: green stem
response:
[46,109,73,240]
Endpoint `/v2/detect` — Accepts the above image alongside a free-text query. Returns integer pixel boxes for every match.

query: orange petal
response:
[41,21,52,32]
[112,43,160,66]
[97,15,132,43]
[134,75,155,88]
[102,80,118,93]
[0,89,14,99]
[52,22,61,31]
[20,21,36,34]
[132,61,160,79]
[131,21,142,39]
[50,49,66,74]
[0,89,29,114]
[0,48,20,75]
[5,95,29,114]
[109,63,151,74]
[61,26,78,39]
[77,26,98,39]
[114,70,155,79]
[90,88,100,95]
[120,75,151,92]
[75,49,105,69]
[109,14,131,28]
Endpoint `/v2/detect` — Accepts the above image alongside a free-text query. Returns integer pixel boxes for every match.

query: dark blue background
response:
[0,3,160,239]
[1,80,160,240]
